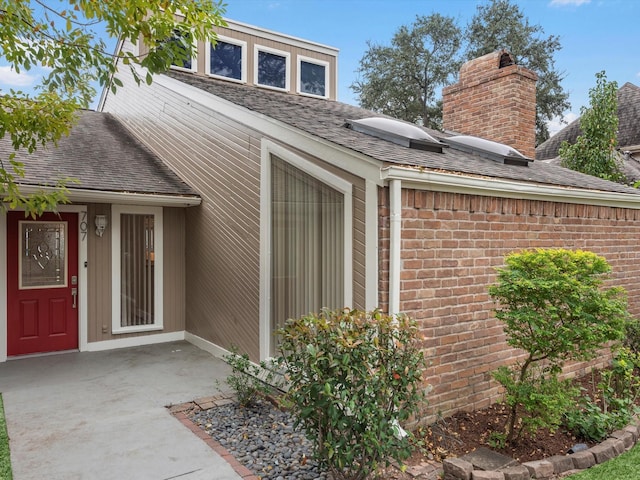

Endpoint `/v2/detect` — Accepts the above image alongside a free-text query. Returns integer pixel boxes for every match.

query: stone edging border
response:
[171,394,638,480]
[442,418,640,480]
[168,394,443,480]
[168,395,260,480]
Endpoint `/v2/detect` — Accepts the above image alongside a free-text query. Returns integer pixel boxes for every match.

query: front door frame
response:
[1,205,88,361]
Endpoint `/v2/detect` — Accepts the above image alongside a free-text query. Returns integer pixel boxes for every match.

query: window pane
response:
[258,50,286,89]
[210,41,242,80]
[120,214,155,327]
[271,156,344,354]
[168,30,193,70]
[20,222,67,289]
[300,61,326,96]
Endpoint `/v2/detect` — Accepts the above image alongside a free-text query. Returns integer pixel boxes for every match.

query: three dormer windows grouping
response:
[169,33,329,99]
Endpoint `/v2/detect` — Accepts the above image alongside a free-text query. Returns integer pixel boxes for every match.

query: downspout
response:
[389,179,402,316]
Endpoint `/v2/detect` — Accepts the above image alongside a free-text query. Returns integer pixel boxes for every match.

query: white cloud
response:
[0,65,36,87]
[549,0,590,6]
[547,112,579,137]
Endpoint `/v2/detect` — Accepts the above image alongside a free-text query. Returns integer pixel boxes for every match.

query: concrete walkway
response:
[0,341,243,480]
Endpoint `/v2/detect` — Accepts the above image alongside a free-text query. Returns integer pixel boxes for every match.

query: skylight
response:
[444,135,531,166]
[346,117,444,153]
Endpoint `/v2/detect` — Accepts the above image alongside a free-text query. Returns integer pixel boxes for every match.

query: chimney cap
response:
[499,51,515,68]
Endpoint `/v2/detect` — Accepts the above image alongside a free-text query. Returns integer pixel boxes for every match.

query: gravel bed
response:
[191,398,329,480]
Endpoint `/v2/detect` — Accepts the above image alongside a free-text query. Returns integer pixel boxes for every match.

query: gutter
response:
[18,185,202,207]
[381,166,640,210]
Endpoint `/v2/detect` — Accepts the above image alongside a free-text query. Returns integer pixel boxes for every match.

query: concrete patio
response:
[0,341,242,480]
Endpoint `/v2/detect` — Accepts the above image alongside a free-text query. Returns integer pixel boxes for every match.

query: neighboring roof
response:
[536,82,640,160]
[0,109,199,201]
[167,70,640,196]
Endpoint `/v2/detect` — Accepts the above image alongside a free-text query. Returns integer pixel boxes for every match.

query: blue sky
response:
[1,0,638,136]
[224,0,640,135]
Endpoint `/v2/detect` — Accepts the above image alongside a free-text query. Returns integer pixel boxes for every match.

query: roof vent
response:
[346,117,444,153]
[444,135,531,166]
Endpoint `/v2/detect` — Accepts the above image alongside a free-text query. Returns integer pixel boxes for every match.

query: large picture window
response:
[269,155,348,354]
[207,36,246,82]
[112,206,163,334]
[255,46,289,90]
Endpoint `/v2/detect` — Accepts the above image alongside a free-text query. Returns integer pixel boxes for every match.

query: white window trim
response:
[205,35,247,84]
[169,33,197,73]
[254,45,290,92]
[259,139,352,359]
[111,205,164,335]
[297,55,330,99]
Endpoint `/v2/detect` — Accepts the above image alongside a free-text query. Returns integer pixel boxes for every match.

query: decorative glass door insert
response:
[19,221,67,289]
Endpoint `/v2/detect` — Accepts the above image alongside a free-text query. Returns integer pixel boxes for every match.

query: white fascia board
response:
[382,166,640,210]
[17,185,201,207]
[153,74,384,185]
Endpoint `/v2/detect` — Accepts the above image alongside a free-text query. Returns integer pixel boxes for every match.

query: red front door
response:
[7,211,79,356]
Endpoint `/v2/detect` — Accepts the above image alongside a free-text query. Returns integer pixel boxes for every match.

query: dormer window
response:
[255,45,290,91]
[298,56,329,98]
[207,36,247,82]
[168,30,196,73]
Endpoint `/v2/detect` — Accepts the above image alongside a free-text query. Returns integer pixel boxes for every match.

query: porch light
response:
[95,215,108,237]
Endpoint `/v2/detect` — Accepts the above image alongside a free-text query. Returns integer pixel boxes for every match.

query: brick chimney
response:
[442,50,537,159]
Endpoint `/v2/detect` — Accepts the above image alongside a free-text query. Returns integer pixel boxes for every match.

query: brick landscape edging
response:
[442,418,640,480]
[168,396,260,480]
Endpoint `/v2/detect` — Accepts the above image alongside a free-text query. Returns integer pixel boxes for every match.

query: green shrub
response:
[565,346,640,442]
[488,249,629,443]
[623,318,640,355]
[220,347,279,407]
[493,364,579,440]
[278,308,428,480]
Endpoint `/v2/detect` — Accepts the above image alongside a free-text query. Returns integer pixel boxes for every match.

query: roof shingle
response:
[0,109,199,198]
[167,70,640,196]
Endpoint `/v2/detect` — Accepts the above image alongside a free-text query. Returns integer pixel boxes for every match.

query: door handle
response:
[72,288,78,309]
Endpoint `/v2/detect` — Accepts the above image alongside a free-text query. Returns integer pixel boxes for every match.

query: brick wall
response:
[442,50,538,159]
[378,187,640,419]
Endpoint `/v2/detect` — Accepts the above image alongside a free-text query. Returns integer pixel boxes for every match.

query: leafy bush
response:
[220,347,279,407]
[493,364,579,440]
[566,346,640,442]
[564,397,625,442]
[278,309,428,480]
[488,249,629,443]
[624,318,640,355]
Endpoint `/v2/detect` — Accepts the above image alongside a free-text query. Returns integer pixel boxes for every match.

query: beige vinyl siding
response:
[87,203,111,343]
[214,25,337,98]
[103,49,365,360]
[103,64,262,357]
[86,204,186,343]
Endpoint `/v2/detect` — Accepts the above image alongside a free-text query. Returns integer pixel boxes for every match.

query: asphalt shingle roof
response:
[0,109,199,198]
[536,82,640,160]
[168,70,640,196]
